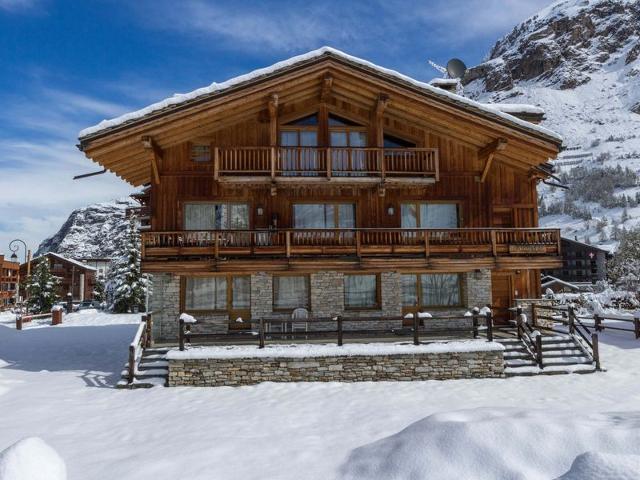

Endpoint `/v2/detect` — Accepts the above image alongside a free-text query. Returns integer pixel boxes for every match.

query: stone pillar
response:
[381,271,402,317]
[251,272,273,320]
[464,269,492,309]
[149,273,180,342]
[310,271,344,317]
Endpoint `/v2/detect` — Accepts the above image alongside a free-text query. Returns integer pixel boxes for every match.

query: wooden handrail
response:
[127,316,149,384]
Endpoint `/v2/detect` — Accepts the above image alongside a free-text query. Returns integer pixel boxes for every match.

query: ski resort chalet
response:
[77,48,587,385]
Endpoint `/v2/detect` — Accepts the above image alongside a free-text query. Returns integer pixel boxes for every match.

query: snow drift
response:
[0,437,66,480]
[339,408,640,480]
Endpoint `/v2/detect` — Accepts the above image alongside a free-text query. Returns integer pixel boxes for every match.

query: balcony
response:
[212,147,439,184]
[141,228,561,264]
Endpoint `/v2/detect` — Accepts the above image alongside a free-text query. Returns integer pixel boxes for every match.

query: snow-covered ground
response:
[1,309,640,479]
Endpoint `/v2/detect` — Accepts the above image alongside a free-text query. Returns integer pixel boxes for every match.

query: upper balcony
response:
[212,147,439,185]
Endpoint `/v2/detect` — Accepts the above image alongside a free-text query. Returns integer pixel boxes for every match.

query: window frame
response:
[181,275,252,314]
[272,274,311,312]
[292,201,357,229]
[182,201,251,230]
[400,201,462,228]
[401,273,464,309]
[344,273,381,310]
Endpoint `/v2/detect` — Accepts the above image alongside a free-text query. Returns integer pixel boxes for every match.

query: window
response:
[184,276,250,312]
[280,114,319,176]
[183,203,249,230]
[345,274,379,309]
[273,276,309,310]
[401,274,462,307]
[401,203,459,228]
[191,143,211,162]
[293,203,355,228]
[329,114,368,175]
[383,134,416,148]
[184,277,226,311]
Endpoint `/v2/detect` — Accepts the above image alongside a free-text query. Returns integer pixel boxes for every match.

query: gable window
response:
[401,202,459,228]
[329,114,368,176]
[401,274,462,307]
[273,275,309,310]
[280,114,319,176]
[293,203,355,229]
[345,274,379,309]
[191,143,211,163]
[183,202,249,230]
[383,134,416,148]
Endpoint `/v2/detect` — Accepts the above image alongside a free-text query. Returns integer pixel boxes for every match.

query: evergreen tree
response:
[26,260,60,313]
[611,221,621,241]
[621,206,630,223]
[111,218,151,313]
[609,228,640,290]
[93,274,106,302]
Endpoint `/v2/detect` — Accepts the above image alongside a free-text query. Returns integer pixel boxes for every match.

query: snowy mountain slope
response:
[35,199,135,259]
[464,0,640,251]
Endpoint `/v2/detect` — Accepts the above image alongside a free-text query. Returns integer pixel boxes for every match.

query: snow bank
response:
[557,451,640,480]
[339,409,640,480]
[78,47,562,142]
[0,437,66,480]
[167,340,503,360]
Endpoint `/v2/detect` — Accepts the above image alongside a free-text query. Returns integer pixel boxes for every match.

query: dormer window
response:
[191,143,211,163]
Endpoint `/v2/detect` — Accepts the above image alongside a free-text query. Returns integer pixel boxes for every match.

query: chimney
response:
[429,78,460,94]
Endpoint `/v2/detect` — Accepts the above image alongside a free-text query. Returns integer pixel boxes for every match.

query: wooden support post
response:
[490,230,497,257]
[285,231,291,258]
[214,232,220,260]
[477,138,507,183]
[178,318,185,351]
[128,343,136,383]
[413,313,420,345]
[16,315,22,331]
[472,315,478,339]
[326,147,332,179]
[142,135,162,185]
[356,230,361,258]
[536,334,543,369]
[592,333,601,370]
[594,314,603,332]
[532,303,538,328]
[486,311,493,342]
[213,147,220,181]
[634,316,640,340]
[259,318,265,349]
[270,147,276,180]
[424,231,430,259]
[568,305,576,334]
[337,316,343,346]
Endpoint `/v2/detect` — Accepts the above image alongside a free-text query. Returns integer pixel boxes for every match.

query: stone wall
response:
[149,273,180,342]
[168,349,504,387]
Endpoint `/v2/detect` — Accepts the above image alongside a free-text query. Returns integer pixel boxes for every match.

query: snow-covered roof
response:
[429,78,459,86]
[487,104,545,115]
[541,275,583,291]
[29,252,97,271]
[79,46,562,144]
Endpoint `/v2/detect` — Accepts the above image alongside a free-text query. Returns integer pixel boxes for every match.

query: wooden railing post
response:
[141,234,146,260]
[214,232,219,260]
[413,313,420,345]
[128,344,136,383]
[259,318,265,349]
[568,305,576,335]
[285,231,291,258]
[326,147,332,179]
[337,316,343,346]
[592,333,601,370]
[490,230,497,257]
[356,230,361,258]
[634,316,640,340]
[213,147,220,180]
[594,314,603,332]
[472,314,479,339]
[424,230,430,259]
[178,318,185,351]
[486,311,493,342]
[16,315,22,331]
[536,334,543,369]
[531,303,538,328]
[379,150,385,181]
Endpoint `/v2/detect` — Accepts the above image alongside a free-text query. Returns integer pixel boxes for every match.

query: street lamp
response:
[9,239,31,309]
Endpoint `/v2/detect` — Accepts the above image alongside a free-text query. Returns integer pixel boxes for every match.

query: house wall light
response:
[387,205,395,216]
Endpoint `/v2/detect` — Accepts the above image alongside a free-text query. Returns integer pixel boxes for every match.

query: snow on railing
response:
[126,313,153,384]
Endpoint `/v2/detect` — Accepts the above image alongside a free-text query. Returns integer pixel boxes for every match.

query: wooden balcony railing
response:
[141,228,561,260]
[213,147,439,181]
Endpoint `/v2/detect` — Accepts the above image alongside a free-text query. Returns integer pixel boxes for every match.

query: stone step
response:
[138,360,169,369]
[505,363,596,377]
[116,376,167,389]
[141,353,167,361]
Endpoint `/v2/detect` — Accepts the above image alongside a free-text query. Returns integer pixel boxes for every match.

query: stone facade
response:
[150,269,494,343]
[168,349,504,387]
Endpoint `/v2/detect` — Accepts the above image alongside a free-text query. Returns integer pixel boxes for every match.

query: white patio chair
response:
[290,307,309,333]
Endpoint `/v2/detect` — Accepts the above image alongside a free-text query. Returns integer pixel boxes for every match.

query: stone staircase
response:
[496,332,597,377]
[116,347,169,388]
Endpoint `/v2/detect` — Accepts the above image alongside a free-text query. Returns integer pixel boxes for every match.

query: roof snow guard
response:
[78,47,562,146]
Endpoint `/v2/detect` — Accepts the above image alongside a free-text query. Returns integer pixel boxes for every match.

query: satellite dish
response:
[446,58,467,79]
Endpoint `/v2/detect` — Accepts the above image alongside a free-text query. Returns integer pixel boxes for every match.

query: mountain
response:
[35,199,135,259]
[464,0,640,251]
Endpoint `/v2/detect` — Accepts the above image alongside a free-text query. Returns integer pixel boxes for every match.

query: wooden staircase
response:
[496,331,597,377]
[117,347,169,388]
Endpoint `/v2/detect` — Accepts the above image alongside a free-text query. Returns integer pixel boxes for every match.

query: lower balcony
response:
[141,228,561,266]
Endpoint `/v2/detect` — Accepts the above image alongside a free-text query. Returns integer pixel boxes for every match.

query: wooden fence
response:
[178,312,493,351]
[124,314,153,385]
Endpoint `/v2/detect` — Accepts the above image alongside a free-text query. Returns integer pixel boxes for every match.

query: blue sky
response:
[0,0,551,256]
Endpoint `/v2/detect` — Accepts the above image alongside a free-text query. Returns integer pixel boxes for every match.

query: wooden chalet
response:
[0,254,19,309]
[78,47,562,341]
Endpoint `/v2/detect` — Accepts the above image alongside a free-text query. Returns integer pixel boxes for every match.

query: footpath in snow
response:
[1,309,640,479]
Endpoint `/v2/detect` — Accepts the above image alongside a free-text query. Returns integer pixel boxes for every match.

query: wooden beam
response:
[268,93,279,147]
[478,138,508,183]
[142,135,162,185]
[321,73,334,103]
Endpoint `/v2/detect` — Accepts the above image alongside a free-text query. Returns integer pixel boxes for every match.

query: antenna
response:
[428,60,447,76]
[446,58,467,79]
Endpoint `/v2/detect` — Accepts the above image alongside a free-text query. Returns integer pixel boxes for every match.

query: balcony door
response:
[293,203,356,245]
[401,203,459,228]
[329,114,368,176]
[280,114,318,176]
[183,202,250,247]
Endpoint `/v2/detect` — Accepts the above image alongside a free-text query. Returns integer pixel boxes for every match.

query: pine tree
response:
[609,228,640,290]
[26,260,60,313]
[111,218,151,313]
[621,206,630,224]
[93,274,106,302]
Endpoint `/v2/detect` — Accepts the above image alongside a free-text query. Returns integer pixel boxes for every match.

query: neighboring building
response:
[541,275,589,294]
[80,257,111,278]
[77,47,562,341]
[0,254,19,309]
[21,252,97,302]
[542,237,610,285]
